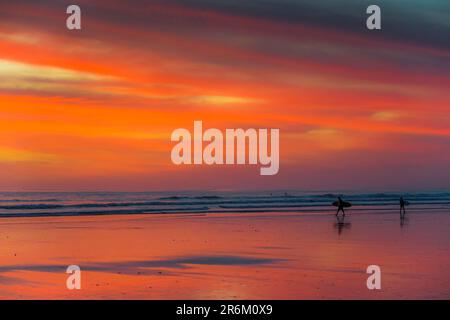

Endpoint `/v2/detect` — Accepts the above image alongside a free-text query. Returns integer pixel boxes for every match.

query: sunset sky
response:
[0,0,449,191]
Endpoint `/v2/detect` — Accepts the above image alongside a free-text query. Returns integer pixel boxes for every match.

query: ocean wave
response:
[0,206,209,218]
[157,195,223,200]
[0,198,62,203]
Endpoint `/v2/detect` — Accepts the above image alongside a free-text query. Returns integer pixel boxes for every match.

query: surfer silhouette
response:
[332,196,351,216]
[400,196,406,216]
[336,196,346,217]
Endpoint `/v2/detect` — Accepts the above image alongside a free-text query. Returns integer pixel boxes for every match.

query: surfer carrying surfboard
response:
[335,197,347,217]
[400,196,406,216]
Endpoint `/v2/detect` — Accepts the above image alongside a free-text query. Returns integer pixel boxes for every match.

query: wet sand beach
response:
[1,209,450,299]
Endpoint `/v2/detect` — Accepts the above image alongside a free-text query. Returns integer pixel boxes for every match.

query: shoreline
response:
[0,205,447,219]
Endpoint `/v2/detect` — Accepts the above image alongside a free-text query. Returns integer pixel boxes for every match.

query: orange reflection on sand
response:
[1,211,450,299]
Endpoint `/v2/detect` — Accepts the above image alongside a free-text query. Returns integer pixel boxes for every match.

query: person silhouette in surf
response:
[336,196,346,217]
[400,196,406,217]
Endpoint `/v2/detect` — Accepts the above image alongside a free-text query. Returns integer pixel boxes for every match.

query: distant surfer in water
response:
[400,196,406,216]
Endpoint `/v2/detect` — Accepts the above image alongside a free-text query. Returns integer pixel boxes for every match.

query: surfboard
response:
[332,201,352,208]
[404,201,410,206]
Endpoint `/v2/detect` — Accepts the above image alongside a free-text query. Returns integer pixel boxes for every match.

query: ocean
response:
[0,191,449,218]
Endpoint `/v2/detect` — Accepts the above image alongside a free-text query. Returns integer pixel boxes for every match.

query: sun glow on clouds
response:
[0,59,113,82]
[302,129,359,150]
[0,32,38,45]
[0,147,56,163]
[191,95,261,106]
[371,111,399,122]
[283,129,363,160]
